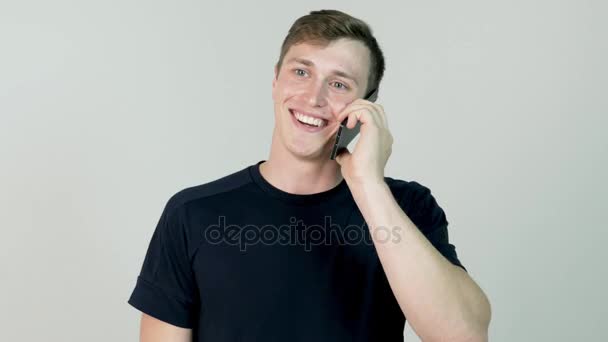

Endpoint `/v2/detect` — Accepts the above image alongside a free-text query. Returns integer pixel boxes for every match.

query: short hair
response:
[275,9,386,97]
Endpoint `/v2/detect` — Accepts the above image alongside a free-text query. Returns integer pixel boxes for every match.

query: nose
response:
[305,81,328,107]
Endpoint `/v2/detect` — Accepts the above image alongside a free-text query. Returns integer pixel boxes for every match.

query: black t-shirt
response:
[127,160,466,341]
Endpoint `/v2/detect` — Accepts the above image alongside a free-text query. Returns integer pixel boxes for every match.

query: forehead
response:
[284,38,370,81]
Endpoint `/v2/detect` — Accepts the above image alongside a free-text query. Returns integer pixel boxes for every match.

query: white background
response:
[1,1,606,341]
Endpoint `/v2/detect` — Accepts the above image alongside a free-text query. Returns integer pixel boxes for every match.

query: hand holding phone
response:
[329,88,378,160]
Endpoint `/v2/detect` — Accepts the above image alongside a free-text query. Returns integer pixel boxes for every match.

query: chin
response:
[286,139,331,161]
[287,144,320,159]
[277,120,333,160]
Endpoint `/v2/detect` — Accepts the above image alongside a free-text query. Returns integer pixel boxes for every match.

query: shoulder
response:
[383,176,434,206]
[383,176,444,221]
[164,165,253,216]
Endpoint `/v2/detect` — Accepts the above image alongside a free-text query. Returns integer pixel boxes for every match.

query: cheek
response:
[279,75,307,94]
[276,85,301,102]
[328,101,350,118]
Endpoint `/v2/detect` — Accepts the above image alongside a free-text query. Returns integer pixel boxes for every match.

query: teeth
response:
[293,111,324,127]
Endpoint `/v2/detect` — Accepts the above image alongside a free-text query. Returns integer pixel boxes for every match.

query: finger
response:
[347,111,358,129]
[337,104,373,123]
[346,109,378,130]
[339,105,382,128]
[334,147,351,165]
[375,104,388,127]
[368,104,387,128]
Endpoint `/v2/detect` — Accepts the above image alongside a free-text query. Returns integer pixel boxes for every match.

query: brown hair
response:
[275,9,386,97]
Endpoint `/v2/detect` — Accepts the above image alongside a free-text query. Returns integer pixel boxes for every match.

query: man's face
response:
[271,38,371,160]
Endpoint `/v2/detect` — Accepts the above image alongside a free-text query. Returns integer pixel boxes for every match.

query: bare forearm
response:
[349,181,491,341]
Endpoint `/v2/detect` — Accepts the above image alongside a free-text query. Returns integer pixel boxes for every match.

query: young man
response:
[128,9,491,342]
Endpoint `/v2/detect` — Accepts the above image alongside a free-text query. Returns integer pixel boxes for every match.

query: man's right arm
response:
[139,313,192,342]
[129,197,200,341]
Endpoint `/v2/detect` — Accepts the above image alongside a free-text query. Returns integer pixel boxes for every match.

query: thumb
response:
[335,147,351,165]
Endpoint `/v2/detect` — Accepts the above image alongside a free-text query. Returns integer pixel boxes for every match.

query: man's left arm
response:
[334,99,491,342]
[349,181,491,342]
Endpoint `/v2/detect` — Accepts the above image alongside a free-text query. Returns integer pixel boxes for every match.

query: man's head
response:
[271,9,385,160]
[275,9,385,98]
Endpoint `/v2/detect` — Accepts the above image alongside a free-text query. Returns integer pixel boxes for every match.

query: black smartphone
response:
[329,88,379,160]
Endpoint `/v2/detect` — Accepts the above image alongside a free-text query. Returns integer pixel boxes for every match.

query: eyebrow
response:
[286,57,359,86]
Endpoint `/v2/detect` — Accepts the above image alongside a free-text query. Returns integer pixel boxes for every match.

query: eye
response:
[332,81,349,90]
[294,69,308,77]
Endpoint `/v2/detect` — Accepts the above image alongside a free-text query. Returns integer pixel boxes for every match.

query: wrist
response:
[349,177,389,195]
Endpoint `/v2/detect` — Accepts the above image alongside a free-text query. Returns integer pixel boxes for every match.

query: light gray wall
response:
[1,1,606,341]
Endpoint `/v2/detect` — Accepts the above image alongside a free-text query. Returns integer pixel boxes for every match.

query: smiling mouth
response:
[289,109,329,128]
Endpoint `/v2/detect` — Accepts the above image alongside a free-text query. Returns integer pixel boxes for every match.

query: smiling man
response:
[128,9,491,342]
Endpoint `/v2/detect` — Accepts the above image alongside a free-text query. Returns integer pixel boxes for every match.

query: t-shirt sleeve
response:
[404,182,467,272]
[127,197,200,328]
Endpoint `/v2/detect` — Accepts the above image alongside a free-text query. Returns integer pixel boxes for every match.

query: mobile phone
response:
[329,88,378,160]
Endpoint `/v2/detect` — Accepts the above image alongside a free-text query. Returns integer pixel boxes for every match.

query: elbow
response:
[457,327,490,342]
[432,296,492,342]
[458,280,492,342]
[423,321,489,342]
[455,331,489,342]
[456,298,492,342]
[430,326,489,342]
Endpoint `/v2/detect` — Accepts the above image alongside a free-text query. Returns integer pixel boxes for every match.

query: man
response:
[128,9,491,342]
